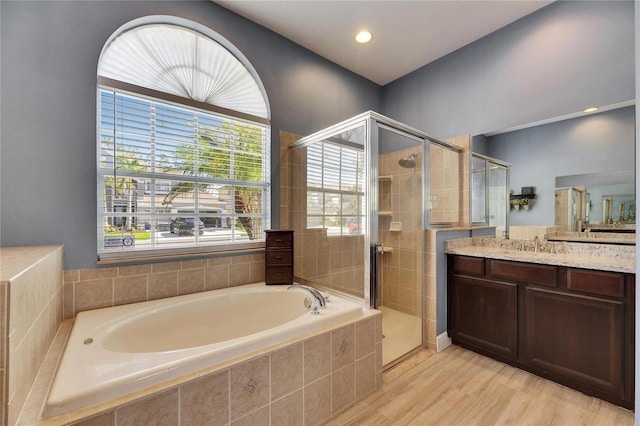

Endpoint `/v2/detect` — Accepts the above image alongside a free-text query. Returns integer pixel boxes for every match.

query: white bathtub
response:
[45,283,364,418]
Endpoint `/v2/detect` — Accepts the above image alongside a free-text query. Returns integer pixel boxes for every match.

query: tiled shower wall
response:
[378,147,423,316]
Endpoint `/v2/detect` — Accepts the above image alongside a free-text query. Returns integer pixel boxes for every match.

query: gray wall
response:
[381,1,635,140]
[488,106,636,226]
[1,0,636,270]
[0,1,381,269]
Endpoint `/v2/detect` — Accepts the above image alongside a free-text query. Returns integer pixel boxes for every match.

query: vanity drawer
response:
[567,269,624,298]
[265,230,293,248]
[266,266,293,284]
[266,250,292,265]
[490,260,557,287]
[450,255,485,277]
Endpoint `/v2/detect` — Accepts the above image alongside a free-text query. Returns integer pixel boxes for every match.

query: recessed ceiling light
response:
[355,30,372,44]
[583,107,598,113]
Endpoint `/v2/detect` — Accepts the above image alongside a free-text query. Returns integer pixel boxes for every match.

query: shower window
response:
[306,142,365,235]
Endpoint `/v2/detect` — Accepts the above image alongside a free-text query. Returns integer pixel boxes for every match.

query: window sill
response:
[97,242,265,266]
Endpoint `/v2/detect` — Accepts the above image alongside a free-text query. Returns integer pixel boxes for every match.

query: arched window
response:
[97,17,271,261]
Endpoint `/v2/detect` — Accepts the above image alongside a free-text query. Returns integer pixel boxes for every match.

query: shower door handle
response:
[370,243,383,309]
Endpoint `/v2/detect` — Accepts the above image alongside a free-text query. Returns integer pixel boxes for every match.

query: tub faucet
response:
[288,284,326,308]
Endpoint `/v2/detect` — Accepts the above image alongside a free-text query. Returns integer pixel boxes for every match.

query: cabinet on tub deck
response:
[447,255,635,409]
[265,230,294,285]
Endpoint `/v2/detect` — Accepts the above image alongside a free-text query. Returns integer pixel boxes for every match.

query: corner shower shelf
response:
[379,211,393,216]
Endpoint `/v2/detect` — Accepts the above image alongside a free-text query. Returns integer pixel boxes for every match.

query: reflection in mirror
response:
[554,187,586,232]
[554,169,635,233]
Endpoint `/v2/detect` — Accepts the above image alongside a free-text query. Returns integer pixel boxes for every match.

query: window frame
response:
[304,140,366,236]
[97,81,271,263]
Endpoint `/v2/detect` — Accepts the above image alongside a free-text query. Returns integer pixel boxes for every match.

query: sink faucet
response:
[532,236,541,253]
[288,284,326,308]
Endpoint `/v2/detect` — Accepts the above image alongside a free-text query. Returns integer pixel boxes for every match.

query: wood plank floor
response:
[328,345,634,426]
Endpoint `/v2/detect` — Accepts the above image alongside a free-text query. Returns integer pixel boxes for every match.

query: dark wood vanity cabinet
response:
[448,257,518,359]
[448,255,635,409]
[265,230,294,285]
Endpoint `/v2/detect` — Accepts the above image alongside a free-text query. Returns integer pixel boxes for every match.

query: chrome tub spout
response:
[287,284,326,308]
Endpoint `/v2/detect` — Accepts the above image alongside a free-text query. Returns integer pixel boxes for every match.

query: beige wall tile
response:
[114,275,147,305]
[208,256,232,266]
[178,269,205,295]
[117,264,151,277]
[152,261,181,273]
[332,324,355,372]
[355,317,376,360]
[331,364,355,415]
[78,268,116,281]
[229,355,270,421]
[205,265,230,290]
[271,390,303,426]
[355,353,376,400]
[303,375,331,426]
[231,405,269,426]
[180,370,229,426]
[70,410,115,426]
[0,283,5,370]
[182,259,207,270]
[271,343,303,401]
[228,265,251,288]
[64,269,79,283]
[63,282,75,319]
[148,272,178,300]
[250,261,265,283]
[75,278,113,313]
[304,333,331,384]
[116,389,179,426]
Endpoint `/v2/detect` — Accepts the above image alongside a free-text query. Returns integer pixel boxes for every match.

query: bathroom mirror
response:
[555,169,635,231]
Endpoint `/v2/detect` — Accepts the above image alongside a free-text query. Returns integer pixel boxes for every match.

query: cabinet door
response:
[525,287,624,395]
[449,275,518,359]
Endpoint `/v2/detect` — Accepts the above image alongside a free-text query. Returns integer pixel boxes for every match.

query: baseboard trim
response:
[436,332,452,352]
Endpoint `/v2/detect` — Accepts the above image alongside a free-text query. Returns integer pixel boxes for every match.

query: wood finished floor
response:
[328,345,634,426]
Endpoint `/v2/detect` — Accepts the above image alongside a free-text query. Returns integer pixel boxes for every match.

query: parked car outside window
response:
[347,217,362,234]
[170,217,204,235]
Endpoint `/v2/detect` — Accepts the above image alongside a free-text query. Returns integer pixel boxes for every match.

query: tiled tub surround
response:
[20,296,381,426]
[0,246,63,426]
[445,237,635,273]
[45,284,365,417]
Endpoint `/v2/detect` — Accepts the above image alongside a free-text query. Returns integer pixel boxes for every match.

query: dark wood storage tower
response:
[264,230,294,285]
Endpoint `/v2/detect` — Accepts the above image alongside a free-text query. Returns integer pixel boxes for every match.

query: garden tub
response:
[45,283,363,418]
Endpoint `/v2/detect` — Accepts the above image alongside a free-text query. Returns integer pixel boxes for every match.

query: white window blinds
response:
[305,141,365,235]
[98,88,270,259]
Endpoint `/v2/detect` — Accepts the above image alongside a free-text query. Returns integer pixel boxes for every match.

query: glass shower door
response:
[374,124,424,366]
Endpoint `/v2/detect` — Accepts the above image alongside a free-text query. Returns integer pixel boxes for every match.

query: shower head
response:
[399,153,417,168]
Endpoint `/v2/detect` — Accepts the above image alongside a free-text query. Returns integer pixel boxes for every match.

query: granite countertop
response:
[445,238,635,274]
[546,231,635,245]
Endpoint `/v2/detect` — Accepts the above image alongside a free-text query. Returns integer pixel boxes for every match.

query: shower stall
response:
[287,112,463,367]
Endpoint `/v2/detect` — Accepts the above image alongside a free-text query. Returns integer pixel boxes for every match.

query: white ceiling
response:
[215,0,553,86]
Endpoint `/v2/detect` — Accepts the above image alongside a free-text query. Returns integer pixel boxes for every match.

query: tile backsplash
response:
[63,253,265,319]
